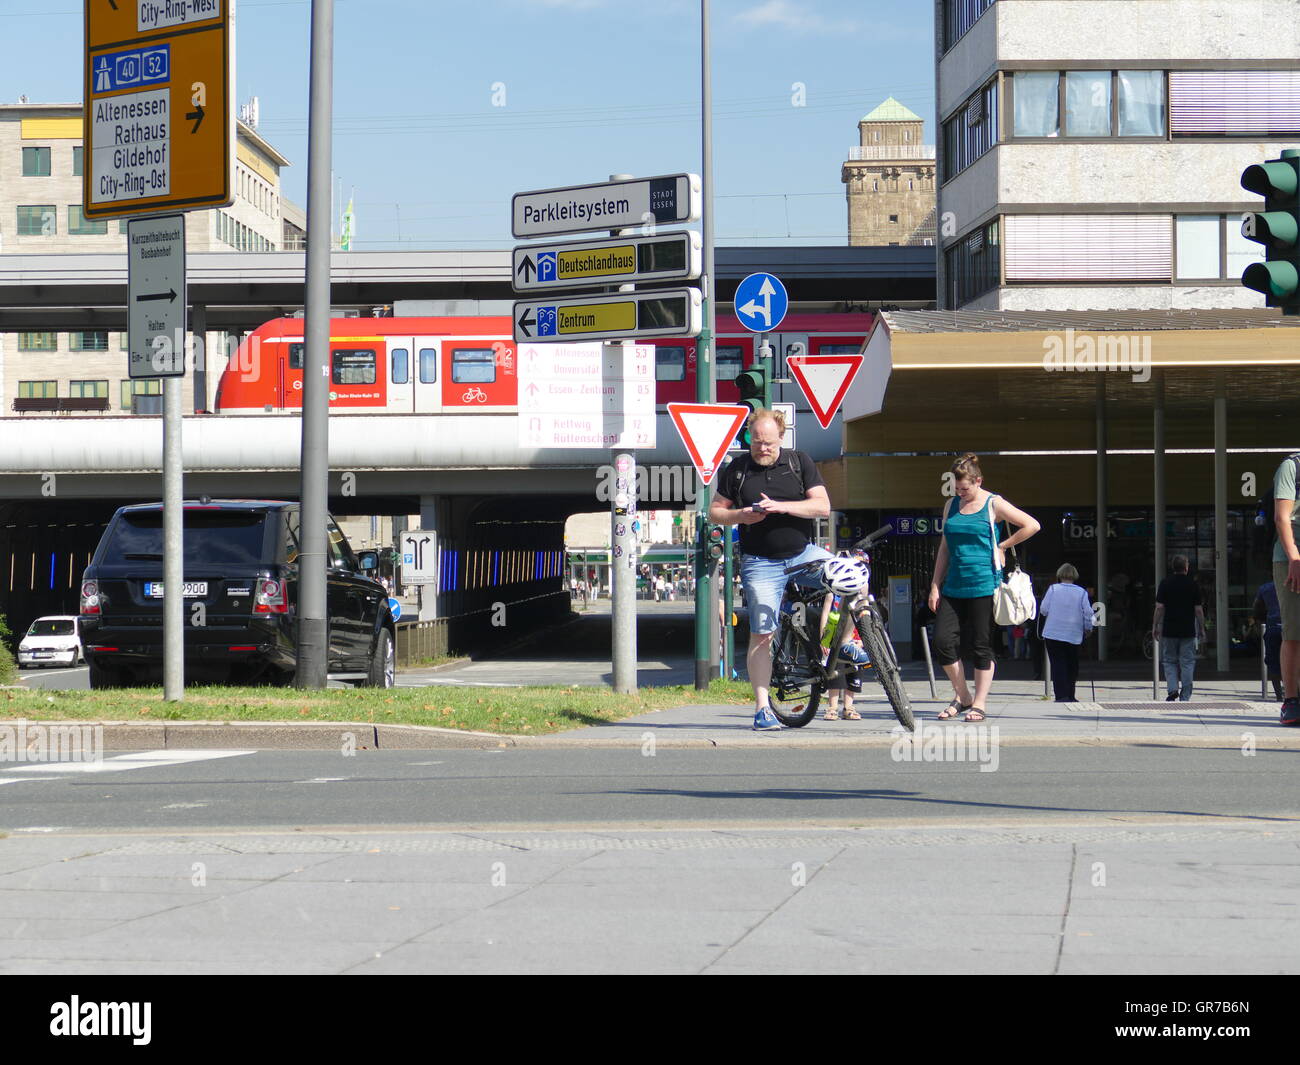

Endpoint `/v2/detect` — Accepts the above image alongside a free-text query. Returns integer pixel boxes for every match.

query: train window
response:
[289,343,304,370]
[419,348,438,383]
[451,348,495,383]
[656,346,686,381]
[816,344,861,355]
[717,345,743,381]
[391,347,410,385]
[331,349,376,385]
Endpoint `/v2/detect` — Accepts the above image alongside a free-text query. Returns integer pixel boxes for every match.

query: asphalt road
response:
[2,745,1297,833]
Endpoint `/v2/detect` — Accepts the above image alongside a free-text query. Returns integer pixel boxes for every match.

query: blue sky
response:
[3,0,935,248]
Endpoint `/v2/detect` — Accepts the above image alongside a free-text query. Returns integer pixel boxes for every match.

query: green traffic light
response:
[1242,211,1299,249]
[1243,260,1300,300]
[1241,159,1299,198]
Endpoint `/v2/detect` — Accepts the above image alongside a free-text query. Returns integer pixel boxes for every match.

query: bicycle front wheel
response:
[856,605,915,732]
[768,619,821,728]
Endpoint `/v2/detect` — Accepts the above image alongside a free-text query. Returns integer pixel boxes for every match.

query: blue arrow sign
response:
[387,597,402,621]
[733,272,788,333]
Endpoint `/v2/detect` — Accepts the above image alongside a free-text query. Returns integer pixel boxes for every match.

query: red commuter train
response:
[213,312,875,414]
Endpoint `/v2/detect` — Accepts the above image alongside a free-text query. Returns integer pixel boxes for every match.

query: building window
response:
[73,146,83,176]
[1118,70,1166,136]
[1175,213,1264,280]
[1169,71,1300,135]
[1065,72,1112,136]
[18,381,58,399]
[18,332,57,351]
[69,331,109,351]
[945,220,1001,307]
[17,205,55,236]
[1004,215,1172,281]
[70,380,109,398]
[942,0,995,52]
[121,379,161,410]
[1013,72,1060,137]
[22,147,51,176]
[889,214,899,223]
[943,77,998,182]
[68,206,108,235]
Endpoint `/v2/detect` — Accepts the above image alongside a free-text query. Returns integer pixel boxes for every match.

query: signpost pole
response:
[610,175,637,694]
[162,373,184,701]
[695,0,717,690]
[296,0,334,689]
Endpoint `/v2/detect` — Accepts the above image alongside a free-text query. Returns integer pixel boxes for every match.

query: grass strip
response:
[0,680,752,735]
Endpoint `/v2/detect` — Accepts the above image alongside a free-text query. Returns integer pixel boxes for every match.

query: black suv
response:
[80,500,395,688]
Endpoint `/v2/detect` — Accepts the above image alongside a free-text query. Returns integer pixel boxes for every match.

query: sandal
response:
[842,707,861,721]
[964,706,987,722]
[823,707,840,721]
[937,697,970,720]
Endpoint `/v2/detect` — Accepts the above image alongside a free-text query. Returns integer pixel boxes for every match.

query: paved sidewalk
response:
[1,822,1297,974]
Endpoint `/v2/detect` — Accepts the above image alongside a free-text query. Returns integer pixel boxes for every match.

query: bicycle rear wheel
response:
[768,618,822,728]
[856,605,915,731]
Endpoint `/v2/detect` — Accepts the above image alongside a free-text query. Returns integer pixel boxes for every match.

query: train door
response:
[412,337,443,414]
[387,337,414,412]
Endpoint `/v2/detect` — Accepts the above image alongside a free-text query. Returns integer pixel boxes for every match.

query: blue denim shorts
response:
[740,543,834,635]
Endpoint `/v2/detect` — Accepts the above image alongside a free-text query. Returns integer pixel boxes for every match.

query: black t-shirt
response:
[716,449,825,560]
[1156,573,1202,638]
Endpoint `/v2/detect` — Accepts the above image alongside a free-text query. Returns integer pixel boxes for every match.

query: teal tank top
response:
[941,493,1000,599]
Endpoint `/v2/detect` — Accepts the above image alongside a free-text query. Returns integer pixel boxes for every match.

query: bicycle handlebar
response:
[852,524,893,552]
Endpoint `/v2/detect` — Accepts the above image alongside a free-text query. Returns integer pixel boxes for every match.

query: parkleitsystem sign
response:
[84,0,233,219]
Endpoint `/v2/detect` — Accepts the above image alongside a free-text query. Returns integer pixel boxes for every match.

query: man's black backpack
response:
[1255,452,1300,553]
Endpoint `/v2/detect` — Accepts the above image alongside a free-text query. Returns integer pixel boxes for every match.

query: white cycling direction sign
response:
[518,343,656,449]
[512,231,701,293]
[513,174,701,238]
[127,213,186,378]
[514,288,701,344]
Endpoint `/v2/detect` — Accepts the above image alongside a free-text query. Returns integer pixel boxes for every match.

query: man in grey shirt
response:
[1271,454,1300,726]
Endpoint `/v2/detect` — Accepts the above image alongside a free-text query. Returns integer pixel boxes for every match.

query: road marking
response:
[293,777,347,784]
[0,749,255,775]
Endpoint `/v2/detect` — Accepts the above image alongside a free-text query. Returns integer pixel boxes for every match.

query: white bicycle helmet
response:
[822,557,868,595]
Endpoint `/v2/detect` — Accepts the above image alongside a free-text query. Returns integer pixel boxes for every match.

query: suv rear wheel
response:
[364,629,395,689]
[88,659,128,689]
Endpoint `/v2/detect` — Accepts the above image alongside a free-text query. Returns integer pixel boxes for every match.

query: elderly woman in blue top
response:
[928,453,1040,722]
[1040,563,1095,702]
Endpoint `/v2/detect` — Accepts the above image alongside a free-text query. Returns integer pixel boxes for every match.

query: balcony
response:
[847,145,936,161]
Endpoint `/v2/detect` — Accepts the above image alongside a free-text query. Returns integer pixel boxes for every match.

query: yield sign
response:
[667,403,749,486]
[787,354,864,429]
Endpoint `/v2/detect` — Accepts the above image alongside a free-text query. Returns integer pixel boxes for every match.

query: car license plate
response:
[144,581,207,598]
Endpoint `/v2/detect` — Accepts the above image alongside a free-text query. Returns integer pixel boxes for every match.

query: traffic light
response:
[735,366,766,447]
[705,524,726,562]
[1241,149,1300,314]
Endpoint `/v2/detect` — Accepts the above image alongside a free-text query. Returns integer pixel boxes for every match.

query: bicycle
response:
[767,525,915,731]
[462,386,488,403]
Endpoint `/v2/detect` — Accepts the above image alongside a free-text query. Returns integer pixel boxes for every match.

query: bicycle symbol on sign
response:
[462,386,489,404]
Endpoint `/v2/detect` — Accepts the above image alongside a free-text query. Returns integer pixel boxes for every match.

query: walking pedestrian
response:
[1039,563,1094,702]
[929,453,1040,722]
[1152,555,1205,701]
[1270,452,1300,725]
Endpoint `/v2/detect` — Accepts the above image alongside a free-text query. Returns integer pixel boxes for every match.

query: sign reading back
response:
[127,213,187,378]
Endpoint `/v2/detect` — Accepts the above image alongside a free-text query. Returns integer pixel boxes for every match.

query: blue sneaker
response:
[753,707,783,731]
[838,643,871,666]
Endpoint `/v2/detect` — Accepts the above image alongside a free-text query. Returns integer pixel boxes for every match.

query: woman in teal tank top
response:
[927,453,1041,722]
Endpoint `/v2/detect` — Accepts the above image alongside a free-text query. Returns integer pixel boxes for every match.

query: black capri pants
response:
[934,595,994,670]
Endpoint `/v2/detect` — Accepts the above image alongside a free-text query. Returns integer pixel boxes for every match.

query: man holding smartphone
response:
[709,409,831,730]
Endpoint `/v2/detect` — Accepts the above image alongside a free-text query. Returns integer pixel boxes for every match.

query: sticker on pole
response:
[787,354,864,429]
[667,403,749,486]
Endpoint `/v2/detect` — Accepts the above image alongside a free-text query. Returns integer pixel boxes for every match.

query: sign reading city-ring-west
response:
[514,289,702,344]
[512,231,702,293]
[512,174,701,239]
[84,0,233,219]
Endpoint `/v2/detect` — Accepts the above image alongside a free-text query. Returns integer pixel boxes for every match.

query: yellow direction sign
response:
[513,288,702,344]
[83,0,232,219]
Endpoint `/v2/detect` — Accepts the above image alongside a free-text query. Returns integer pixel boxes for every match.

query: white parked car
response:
[18,616,84,669]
